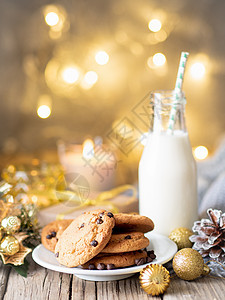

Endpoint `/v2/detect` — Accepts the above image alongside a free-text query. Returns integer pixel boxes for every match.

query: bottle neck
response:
[150,90,187,134]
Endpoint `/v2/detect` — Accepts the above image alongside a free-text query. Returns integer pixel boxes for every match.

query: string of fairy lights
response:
[35,3,209,160]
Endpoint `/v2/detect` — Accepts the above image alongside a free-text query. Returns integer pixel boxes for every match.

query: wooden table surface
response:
[1,257,225,300]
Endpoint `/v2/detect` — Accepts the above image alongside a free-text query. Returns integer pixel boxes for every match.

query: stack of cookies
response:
[41,209,156,270]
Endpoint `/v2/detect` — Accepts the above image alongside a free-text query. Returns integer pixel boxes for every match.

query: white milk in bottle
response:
[139,91,198,236]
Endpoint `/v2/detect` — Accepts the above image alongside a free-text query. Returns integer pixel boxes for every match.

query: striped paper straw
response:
[167,52,189,134]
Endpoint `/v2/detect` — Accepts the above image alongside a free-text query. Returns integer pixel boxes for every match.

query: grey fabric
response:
[197,136,225,218]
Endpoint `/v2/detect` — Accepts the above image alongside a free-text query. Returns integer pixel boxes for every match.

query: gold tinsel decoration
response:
[169,227,193,250]
[139,264,170,296]
[172,248,210,280]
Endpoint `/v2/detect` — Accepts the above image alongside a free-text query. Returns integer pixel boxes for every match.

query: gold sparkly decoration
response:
[1,216,21,234]
[0,200,13,222]
[169,227,193,250]
[172,248,209,280]
[0,233,32,265]
[139,264,170,296]
[0,235,20,256]
[202,264,211,276]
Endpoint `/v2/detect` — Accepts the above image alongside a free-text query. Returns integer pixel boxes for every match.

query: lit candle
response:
[57,139,116,192]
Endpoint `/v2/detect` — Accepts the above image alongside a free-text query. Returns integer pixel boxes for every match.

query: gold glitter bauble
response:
[1,216,21,234]
[173,248,205,280]
[139,264,170,296]
[0,235,20,256]
[169,227,193,250]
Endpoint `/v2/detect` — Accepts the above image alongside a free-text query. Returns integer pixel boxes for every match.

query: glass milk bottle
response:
[139,90,198,236]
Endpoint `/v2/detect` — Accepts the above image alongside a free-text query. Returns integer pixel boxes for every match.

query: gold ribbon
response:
[28,184,137,219]
[55,184,137,220]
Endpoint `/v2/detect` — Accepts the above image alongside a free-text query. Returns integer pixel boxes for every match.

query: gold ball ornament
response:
[0,235,20,256]
[139,264,170,296]
[1,216,21,234]
[169,227,193,250]
[173,248,210,280]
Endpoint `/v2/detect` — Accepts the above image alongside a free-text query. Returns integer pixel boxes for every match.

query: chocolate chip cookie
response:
[101,232,149,253]
[82,250,148,269]
[55,209,115,267]
[113,213,154,233]
[41,219,73,252]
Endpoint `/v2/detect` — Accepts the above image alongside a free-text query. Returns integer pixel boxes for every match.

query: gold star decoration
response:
[0,232,32,266]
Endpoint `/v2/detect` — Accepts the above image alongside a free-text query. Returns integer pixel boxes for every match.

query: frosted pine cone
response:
[189,208,225,263]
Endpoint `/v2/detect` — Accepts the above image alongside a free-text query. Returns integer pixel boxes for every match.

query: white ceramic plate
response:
[32,232,177,281]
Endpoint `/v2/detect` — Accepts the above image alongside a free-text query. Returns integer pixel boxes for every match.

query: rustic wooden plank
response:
[2,258,225,300]
[3,257,71,300]
[72,276,96,300]
[0,262,11,299]
[95,274,161,300]
[164,275,225,300]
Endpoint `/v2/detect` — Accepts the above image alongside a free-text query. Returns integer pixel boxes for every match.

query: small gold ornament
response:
[1,216,21,234]
[169,227,193,250]
[172,248,209,280]
[139,264,170,296]
[0,235,20,256]
[0,233,32,265]
[0,232,32,266]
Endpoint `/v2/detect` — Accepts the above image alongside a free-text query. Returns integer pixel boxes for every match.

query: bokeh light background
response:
[0,0,225,162]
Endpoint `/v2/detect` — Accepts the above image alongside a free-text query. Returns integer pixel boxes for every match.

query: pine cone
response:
[189,208,225,263]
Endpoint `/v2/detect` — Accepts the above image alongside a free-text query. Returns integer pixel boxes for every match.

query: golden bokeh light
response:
[193,146,208,160]
[148,19,162,32]
[81,71,98,89]
[37,105,51,119]
[84,71,98,85]
[190,62,206,80]
[45,12,59,26]
[62,67,80,84]
[49,29,62,40]
[43,4,68,36]
[154,30,168,42]
[95,51,109,65]
[152,53,166,67]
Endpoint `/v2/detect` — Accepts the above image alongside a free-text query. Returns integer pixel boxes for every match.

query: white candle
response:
[57,139,116,192]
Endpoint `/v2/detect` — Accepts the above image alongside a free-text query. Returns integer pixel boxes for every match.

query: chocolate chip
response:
[46,234,52,239]
[97,263,106,270]
[107,212,114,218]
[80,223,84,228]
[135,258,146,266]
[146,257,153,263]
[97,218,103,224]
[88,264,96,270]
[124,235,131,240]
[99,212,104,218]
[55,252,59,258]
[90,240,98,247]
[51,231,56,237]
[107,264,115,270]
[150,253,156,259]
